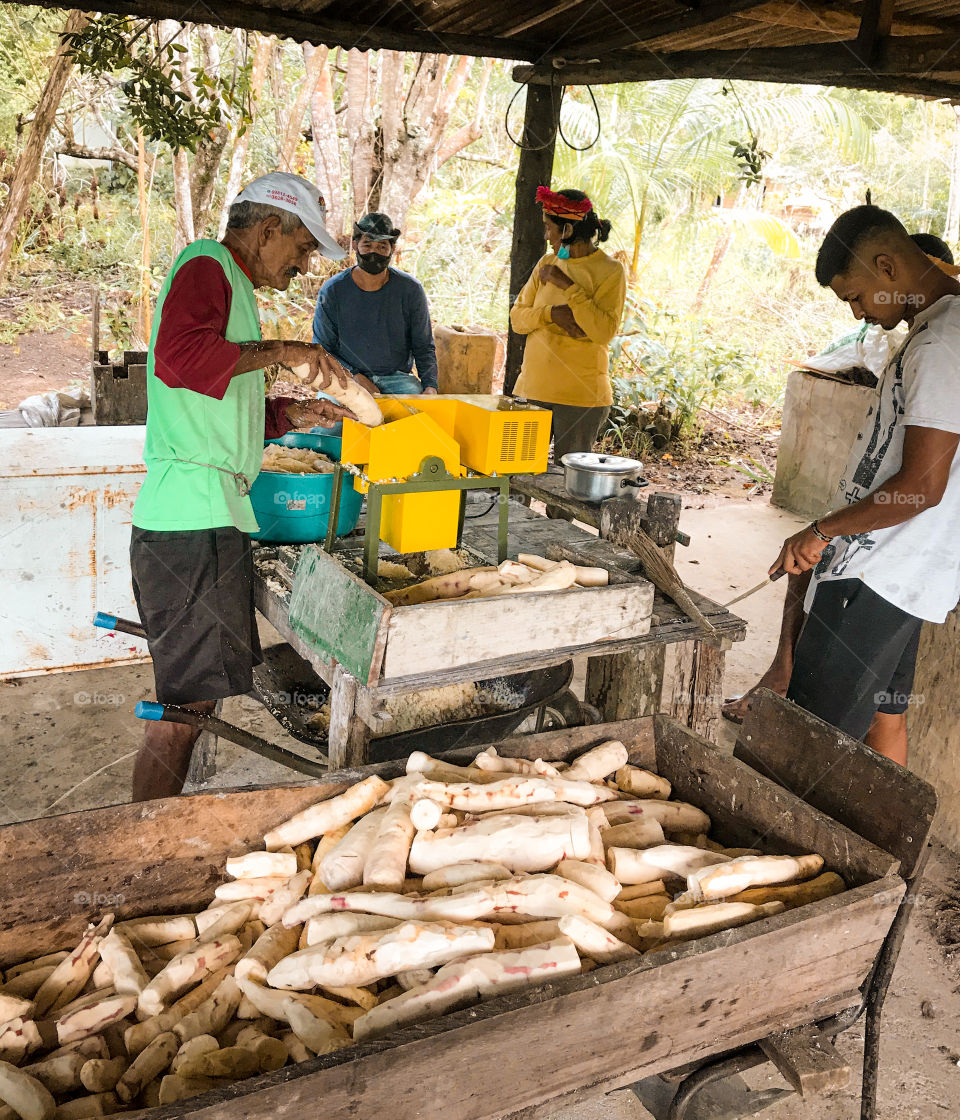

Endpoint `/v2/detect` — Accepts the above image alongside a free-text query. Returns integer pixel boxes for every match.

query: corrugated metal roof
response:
[24,0,960,98]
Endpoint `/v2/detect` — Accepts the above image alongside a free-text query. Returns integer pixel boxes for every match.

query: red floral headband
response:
[535,186,593,222]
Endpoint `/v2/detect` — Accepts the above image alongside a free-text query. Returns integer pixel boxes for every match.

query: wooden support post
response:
[586,492,682,721]
[504,84,559,396]
[669,640,726,741]
[328,666,371,769]
[855,0,895,63]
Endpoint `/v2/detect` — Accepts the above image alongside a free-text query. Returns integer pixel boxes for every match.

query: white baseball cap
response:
[234,172,345,259]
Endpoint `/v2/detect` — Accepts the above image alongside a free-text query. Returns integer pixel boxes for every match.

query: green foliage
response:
[64,16,248,151]
[603,295,767,453]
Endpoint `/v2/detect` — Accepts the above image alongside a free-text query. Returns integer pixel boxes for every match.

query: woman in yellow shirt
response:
[511,187,626,458]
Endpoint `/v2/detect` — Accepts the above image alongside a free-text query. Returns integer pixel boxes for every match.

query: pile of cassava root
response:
[0,741,844,1118]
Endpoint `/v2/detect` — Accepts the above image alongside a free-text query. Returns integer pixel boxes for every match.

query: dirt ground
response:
[0,326,89,409]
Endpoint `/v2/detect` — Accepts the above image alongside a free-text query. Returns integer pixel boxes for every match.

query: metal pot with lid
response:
[560,452,648,502]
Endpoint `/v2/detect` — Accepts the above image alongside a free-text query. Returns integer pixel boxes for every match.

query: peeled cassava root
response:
[0,741,838,1116]
[286,361,383,427]
[384,554,611,606]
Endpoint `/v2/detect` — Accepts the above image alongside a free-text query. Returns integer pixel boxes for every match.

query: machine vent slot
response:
[501,422,518,459]
[520,422,538,461]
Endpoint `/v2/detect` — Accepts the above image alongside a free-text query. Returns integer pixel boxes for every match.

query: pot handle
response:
[620,476,649,490]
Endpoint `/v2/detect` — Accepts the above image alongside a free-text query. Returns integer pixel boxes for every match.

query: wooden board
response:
[904,609,960,852]
[758,1024,851,1096]
[288,544,390,684]
[734,689,937,880]
[772,369,872,519]
[655,713,900,886]
[135,882,894,1119]
[0,715,910,1120]
[381,579,654,679]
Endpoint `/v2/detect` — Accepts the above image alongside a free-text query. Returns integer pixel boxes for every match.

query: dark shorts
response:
[130,527,262,705]
[526,399,611,461]
[787,577,923,741]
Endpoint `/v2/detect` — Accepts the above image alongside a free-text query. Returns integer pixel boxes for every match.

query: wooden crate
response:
[0,714,911,1120]
[287,543,654,685]
[91,349,148,426]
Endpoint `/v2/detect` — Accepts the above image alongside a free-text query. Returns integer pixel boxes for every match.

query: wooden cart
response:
[0,694,934,1120]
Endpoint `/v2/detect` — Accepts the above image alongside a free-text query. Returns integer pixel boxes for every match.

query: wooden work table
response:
[251,477,745,767]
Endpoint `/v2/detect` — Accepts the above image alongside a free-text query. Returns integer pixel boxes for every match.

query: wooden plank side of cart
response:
[0,717,903,1120]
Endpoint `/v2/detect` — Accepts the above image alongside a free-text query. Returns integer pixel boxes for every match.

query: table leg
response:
[585,647,665,721]
[328,666,371,768]
[587,490,682,720]
[363,487,383,583]
[497,479,510,562]
[668,640,726,741]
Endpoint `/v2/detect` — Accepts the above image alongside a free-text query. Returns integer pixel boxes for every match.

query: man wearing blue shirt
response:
[312,211,438,395]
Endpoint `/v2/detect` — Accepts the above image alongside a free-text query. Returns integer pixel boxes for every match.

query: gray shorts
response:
[787,577,922,740]
[130,527,262,705]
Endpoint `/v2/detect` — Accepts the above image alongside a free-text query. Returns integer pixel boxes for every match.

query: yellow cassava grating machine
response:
[330,396,552,578]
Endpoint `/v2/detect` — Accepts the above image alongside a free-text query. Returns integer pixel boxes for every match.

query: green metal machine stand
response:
[323,455,511,583]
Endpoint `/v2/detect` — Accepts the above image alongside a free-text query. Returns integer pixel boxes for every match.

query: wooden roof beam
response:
[555,0,781,58]
[514,37,960,90]
[736,1,940,39]
[35,0,543,59]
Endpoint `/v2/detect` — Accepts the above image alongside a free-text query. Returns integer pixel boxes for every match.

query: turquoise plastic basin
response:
[250,433,362,543]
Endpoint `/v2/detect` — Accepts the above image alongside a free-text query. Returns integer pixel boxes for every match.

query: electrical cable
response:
[464,495,500,519]
[505,69,601,153]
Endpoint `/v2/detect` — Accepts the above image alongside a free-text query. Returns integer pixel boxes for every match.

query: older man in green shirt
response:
[130,172,352,801]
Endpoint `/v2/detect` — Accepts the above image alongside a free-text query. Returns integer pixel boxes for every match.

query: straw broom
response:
[607,526,717,633]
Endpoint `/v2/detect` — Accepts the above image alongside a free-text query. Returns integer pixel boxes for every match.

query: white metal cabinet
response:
[0,427,148,676]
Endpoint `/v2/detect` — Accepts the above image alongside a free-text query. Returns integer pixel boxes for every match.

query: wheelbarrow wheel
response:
[538,688,589,731]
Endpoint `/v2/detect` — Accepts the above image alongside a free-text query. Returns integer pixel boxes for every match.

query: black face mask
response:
[356,251,391,275]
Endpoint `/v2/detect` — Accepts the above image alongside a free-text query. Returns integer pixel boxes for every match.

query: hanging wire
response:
[505,69,602,153]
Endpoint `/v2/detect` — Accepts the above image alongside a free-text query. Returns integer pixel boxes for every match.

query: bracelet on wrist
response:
[811,520,834,543]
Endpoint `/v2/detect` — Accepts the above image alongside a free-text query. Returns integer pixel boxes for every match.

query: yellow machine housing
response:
[340,402,464,553]
[392,396,551,475]
[338,395,551,553]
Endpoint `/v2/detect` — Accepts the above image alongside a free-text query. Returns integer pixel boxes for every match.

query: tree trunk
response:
[218,32,272,237]
[378,54,476,226]
[172,149,195,253]
[0,9,90,286]
[162,21,196,254]
[345,49,376,218]
[278,43,327,172]
[310,48,344,240]
[944,105,960,246]
[190,26,233,237]
[691,183,748,314]
[137,129,151,346]
[436,58,494,166]
[504,84,559,396]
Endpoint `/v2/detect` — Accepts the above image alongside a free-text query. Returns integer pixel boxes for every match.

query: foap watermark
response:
[263,689,325,712]
[74,690,126,707]
[74,890,125,907]
[874,691,925,707]
[872,490,926,508]
[875,290,928,308]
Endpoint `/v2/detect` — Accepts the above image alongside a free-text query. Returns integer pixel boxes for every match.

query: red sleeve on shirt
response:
[265,397,295,440]
[153,257,245,399]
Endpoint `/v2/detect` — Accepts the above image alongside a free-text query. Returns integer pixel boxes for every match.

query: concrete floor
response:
[3,497,959,1119]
